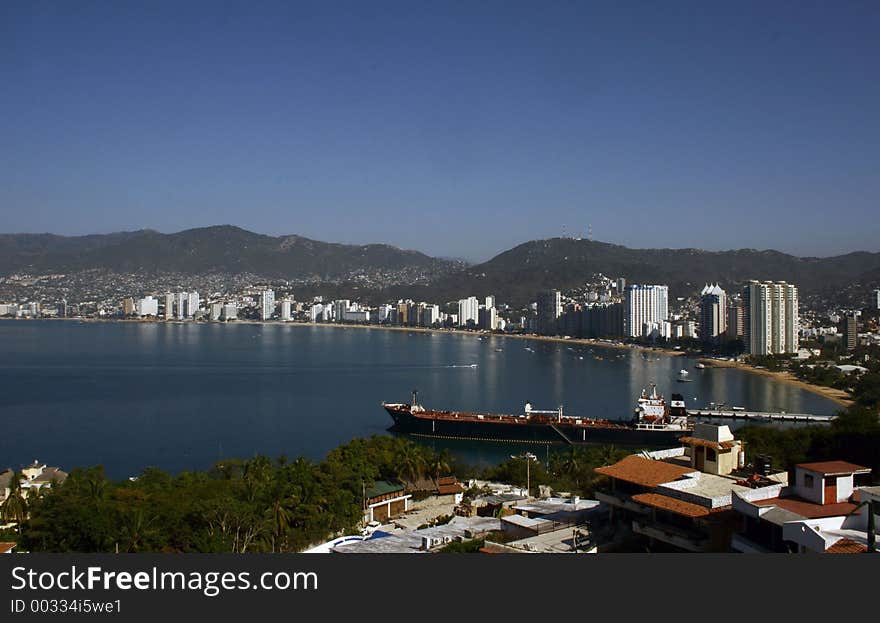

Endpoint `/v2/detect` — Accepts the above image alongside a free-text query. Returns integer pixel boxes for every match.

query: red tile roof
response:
[436,476,458,486]
[437,483,464,495]
[0,542,15,554]
[595,455,695,488]
[825,538,867,554]
[752,496,859,519]
[797,461,870,476]
[631,493,712,518]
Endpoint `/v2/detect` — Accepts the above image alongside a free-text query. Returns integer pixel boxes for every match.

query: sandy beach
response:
[25,316,686,357]
[210,319,687,356]
[697,358,853,408]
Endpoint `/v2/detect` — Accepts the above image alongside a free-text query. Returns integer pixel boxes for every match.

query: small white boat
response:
[679,369,689,375]
[694,362,706,369]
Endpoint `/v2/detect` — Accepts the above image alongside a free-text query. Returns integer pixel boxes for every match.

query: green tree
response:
[0,471,28,534]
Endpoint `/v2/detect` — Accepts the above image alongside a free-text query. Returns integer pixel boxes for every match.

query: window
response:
[705,448,716,462]
[804,473,814,487]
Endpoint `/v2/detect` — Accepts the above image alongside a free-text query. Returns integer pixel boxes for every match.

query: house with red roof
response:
[732,462,876,553]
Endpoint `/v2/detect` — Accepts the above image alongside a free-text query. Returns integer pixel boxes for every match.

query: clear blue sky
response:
[2,1,878,261]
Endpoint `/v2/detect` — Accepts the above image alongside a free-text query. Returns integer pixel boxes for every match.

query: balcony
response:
[632,518,711,552]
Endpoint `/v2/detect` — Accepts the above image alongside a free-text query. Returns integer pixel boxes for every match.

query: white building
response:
[176,292,187,320]
[875,289,880,310]
[135,296,159,317]
[625,285,668,338]
[458,296,479,328]
[221,304,237,321]
[280,299,292,321]
[376,304,393,323]
[260,289,275,321]
[186,292,200,318]
[743,281,799,355]
[209,302,223,321]
[343,309,370,323]
[485,295,495,309]
[164,293,175,320]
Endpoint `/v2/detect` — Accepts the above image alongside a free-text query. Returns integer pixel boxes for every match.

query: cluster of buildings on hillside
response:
[594,424,878,553]
[6,276,880,357]
[306,422,878,554]
[532,279,802,356]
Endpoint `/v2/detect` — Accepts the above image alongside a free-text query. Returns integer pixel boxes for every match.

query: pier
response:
[687,409,835,423]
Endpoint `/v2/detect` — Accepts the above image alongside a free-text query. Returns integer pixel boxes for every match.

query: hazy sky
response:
[2,1,878,262]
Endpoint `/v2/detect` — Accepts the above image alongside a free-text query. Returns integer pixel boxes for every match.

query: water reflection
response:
[0,320,842,478]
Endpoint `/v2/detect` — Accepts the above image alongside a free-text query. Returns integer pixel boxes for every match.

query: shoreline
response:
[697,357,853,408]
[4,316,686,357]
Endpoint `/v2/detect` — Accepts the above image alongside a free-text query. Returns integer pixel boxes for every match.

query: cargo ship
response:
[383,384,692,447]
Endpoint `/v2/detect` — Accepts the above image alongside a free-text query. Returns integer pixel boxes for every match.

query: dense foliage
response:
[481,445,629,496]
[17,436,457,553]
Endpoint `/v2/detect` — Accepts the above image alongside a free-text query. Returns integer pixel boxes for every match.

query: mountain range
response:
[2,226,879,304]
[0,226,457,281]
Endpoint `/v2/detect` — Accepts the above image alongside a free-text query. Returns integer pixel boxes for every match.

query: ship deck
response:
[393,406,634,430]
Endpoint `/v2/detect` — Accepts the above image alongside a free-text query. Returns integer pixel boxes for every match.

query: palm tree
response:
[597,445,621,467]
[561,448,581,476]
[427,450,452,482]
[1,471,28,534]
[394,445,426,485]
[117,508,157,553]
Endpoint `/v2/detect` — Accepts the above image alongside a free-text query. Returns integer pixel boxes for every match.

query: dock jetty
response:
[687,409,835,423]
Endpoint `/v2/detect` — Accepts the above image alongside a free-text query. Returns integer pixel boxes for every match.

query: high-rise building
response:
[843,313,858,351]
[479,306,498,331]
[536,290,562,335]
[485,295,495,309]
[422,304,440,327]
[743,281,799,355]
[164,293,175,321]
[875,289,880,310]
[221,304,238,321]
[726,297,744,340]
[122,298,135,316]
[581,302,624,338]
[210,302,223,321]
[457,296,479,328]
[699,284,727,343]
[176,292,187,320]
[186,292,200,318]
[260,290,276,321]
[280,299,292,321]
[333,299,349,323]
[58,299,68,318]
[396,301,410,326]
[625,285,668,338]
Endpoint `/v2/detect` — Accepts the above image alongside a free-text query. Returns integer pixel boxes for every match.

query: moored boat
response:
[382,385,692,447]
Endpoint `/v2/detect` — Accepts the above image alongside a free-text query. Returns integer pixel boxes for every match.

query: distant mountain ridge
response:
[417,238,880,304]
[0,225,459,279]
[1,228,878,304]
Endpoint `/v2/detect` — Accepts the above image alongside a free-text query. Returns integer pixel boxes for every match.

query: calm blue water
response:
[0,320,841,478]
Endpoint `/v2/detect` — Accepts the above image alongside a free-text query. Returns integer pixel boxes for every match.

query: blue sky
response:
[1,1,878,261]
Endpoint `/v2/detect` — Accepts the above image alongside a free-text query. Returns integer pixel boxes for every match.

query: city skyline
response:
[2,2,879,261]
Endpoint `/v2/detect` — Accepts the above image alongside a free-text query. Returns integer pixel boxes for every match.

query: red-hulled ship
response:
[383,384,692,447]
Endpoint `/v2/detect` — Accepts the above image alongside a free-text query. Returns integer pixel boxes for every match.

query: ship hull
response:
[385,406,688,448]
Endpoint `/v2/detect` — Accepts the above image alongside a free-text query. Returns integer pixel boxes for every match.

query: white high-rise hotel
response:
[743,281,799,355]
[625,285,668,338]
[457,296,479,327]
[260,289,275,321]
